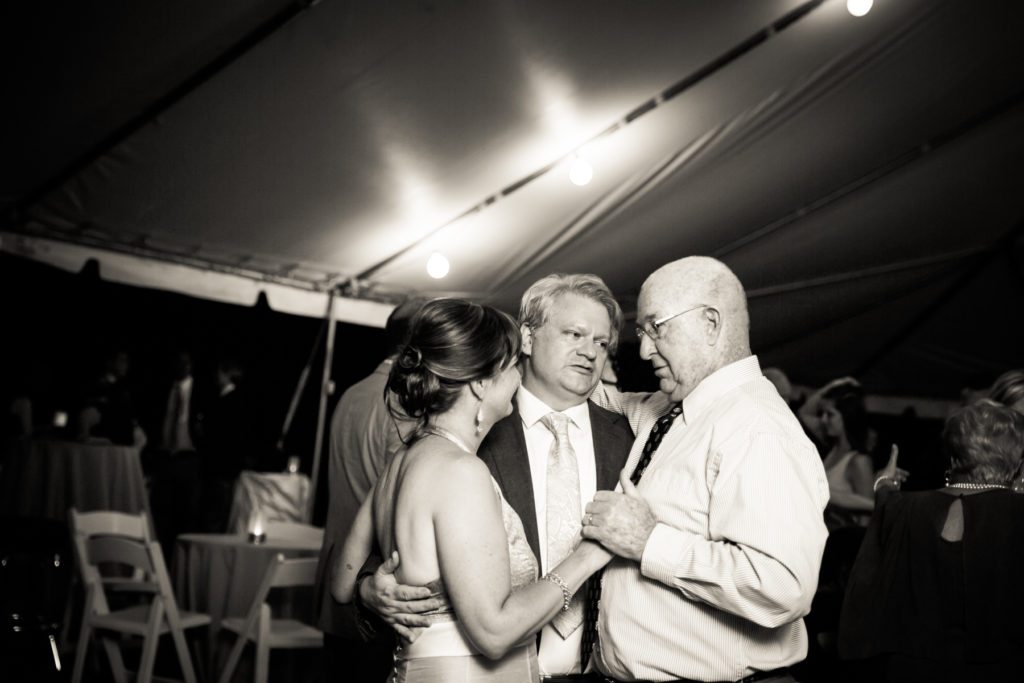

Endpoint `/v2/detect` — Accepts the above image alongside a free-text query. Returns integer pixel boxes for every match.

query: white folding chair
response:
[217,554,322,683]
[70,528,209,683]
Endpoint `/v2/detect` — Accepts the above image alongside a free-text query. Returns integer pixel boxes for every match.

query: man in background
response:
[313,300,421,681]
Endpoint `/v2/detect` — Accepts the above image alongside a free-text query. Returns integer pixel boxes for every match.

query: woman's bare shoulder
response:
[405,438,492,487]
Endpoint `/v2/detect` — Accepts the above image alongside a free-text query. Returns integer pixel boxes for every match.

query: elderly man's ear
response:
[703,307,722,346]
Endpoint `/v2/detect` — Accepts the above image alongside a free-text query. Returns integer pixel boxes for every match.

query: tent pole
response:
[276,323,325,452]
[307,290,337,522]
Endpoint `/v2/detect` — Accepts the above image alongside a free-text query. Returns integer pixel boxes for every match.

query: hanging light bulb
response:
[568,156,593,186]
[426,252,450,279]
[847,0,872,17]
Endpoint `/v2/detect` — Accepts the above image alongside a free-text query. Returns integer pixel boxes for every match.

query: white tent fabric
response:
[4,0,1024,394]
[0,234,394,325]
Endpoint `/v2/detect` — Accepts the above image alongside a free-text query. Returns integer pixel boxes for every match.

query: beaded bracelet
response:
[541,571,572,612]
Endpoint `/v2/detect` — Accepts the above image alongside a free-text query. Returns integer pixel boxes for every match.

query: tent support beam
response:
[307,290,337,522]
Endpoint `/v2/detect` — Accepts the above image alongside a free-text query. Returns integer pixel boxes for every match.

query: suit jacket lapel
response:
[480,404,541,560]
[589,401,632,491]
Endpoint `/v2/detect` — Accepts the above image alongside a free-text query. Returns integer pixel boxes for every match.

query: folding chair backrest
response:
[70,509,150,542]
[85,536,155,575]
[69,509,154,602]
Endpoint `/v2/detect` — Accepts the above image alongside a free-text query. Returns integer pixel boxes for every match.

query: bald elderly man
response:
[587,256,829,683]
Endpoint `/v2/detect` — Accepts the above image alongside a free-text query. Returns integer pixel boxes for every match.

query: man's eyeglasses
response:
[635,304,709,341]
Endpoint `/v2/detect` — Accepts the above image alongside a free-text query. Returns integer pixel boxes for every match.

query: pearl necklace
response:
[424,426,474,454]
[945,482,1009,490]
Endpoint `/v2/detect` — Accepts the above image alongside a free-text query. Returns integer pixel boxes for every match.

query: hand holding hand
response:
[580,468,657,562]
[360,550,447,643]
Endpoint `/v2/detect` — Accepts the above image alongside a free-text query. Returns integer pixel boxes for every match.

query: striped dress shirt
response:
[592,355,829,682]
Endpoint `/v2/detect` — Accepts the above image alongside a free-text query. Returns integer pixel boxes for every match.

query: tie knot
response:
[540,412,571,439]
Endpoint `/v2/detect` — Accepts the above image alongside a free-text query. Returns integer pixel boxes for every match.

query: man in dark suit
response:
[358,274,633,681]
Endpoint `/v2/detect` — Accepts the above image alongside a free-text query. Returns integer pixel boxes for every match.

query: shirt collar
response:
[517,385,590,430]
[682,355,762,423]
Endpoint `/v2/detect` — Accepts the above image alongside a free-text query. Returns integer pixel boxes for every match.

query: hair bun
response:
[398,344,423,370]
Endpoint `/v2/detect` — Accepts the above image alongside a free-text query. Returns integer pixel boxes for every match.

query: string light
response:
[426,251,450,278]
[847,0,872,17]
[568,156,593,186]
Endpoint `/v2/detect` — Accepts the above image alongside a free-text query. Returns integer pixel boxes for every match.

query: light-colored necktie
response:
[540,411,584,637]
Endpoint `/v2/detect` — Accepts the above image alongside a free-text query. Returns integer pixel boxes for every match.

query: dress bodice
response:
[496,478,540,590]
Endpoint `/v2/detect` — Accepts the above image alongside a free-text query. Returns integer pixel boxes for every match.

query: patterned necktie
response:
[540,412,585,637]
[580,404,684,670]
[631,403,683,484]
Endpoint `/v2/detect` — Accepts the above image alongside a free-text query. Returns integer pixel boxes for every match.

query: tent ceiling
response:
[4,0,1024,394]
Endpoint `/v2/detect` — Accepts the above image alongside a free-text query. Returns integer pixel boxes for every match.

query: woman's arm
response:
[434,456,610,660]
[331,491,375,604]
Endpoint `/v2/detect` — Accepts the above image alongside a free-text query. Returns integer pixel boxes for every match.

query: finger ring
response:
[585,513,593,525]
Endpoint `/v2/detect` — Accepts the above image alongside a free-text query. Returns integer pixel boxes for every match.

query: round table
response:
[172,532,322,680]
[0,436,149,522]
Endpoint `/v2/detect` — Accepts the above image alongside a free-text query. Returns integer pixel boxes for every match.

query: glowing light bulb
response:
[426,252,450,279]
[568,157,593,186]
[847,0,872,17]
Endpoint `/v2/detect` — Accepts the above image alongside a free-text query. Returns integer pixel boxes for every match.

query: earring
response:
[475,402,485,436]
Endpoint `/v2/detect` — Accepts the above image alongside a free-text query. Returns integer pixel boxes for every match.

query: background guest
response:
[987,368,1024,415]
[195,356,252,532]
[151,350,202,551]
[805,380,876,530]
[312,300,421,682]
[839,401,1024,680]
[88,348,145,447]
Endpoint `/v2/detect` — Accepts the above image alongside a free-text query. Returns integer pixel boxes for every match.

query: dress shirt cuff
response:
[640,522,697,586]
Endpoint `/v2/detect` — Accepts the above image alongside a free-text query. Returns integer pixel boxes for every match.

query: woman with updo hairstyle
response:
[333,299,611,682]
[839,401,1024,680]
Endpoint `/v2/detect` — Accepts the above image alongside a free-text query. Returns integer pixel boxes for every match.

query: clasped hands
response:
[581,468,657,562]
[360,469,656,642]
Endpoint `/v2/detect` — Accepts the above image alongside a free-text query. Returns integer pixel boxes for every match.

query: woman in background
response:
[801,379,878,529]
[839,401,1024,680]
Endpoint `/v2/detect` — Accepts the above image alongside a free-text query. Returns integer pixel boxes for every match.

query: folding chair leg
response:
[217,636,245,683]
[169,620,199,683]
[70,620,91,683]
[255,639,269,683]
[255,605,271,683]
[100,636,129,683]
[136,599,165,683]
[136,633,160,683]
[217,633,248,683]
